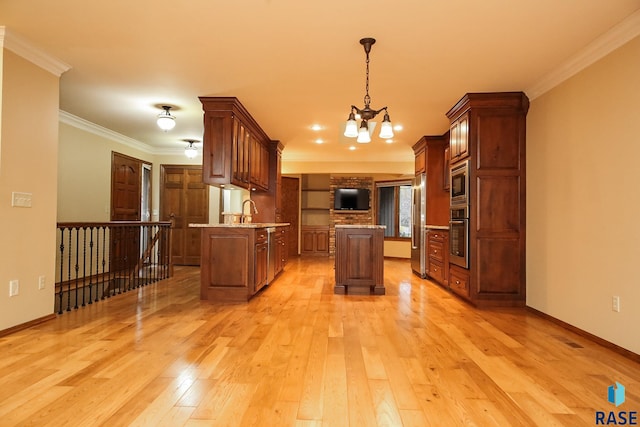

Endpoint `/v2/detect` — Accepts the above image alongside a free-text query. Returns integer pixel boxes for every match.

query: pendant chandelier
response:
[344,38,394,143]
[184,139,199,158]
[157,105,176,131]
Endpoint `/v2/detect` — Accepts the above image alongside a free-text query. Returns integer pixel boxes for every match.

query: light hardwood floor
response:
[0,257,638,426]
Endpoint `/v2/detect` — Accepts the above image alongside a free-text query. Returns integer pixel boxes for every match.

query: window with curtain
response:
[376,180,412,239]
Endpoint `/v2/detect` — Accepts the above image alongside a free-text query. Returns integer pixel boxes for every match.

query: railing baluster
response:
[66,229,72,312]
[55,221,173,314]
[88,227,94,304]
[58,228,65,315]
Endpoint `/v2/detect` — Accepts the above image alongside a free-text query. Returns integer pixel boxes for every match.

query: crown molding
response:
[59,110,201,157]
[59,110,156,154]
[0,27,71,77]
[527,9,640,100]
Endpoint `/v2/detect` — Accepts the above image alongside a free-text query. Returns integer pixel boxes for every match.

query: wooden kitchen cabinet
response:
[200,97,271,191]
[449,111,469,162]
[199,225,283,302]
[446,92,529,307]
[301,226,329,255]
[426,229,449,287]
[274,226,289,275]
[334,226,385,295]
[449,264,470,298]
[254,229,269,293]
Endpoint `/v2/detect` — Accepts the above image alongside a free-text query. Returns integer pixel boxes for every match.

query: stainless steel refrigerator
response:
[411,173,426,277]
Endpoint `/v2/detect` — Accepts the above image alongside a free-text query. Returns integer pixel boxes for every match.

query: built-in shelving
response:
[301,174,330,256]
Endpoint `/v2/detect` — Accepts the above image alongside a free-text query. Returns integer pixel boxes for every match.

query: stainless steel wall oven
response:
[449,206,469,269]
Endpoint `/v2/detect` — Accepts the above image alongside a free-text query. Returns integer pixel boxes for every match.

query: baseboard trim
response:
[0,314,57,338]
[526,306,640,363]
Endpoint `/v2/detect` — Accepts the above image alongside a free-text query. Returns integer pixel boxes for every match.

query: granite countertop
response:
[189,223,290,228]
[335,225,386,229]
[426,224,450,230]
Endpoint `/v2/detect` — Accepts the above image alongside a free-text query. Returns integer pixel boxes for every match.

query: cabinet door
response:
[254,242,268,292]
[414,146,426,174]
[249,140,270,191]
[260,143,270,190]
[316,230,329,252]
[202,112,233,185]
[301,227,329,255]
[457,113,469,159]
[301,229,317,253]
[231,119,249,188]
[450,112,470,162]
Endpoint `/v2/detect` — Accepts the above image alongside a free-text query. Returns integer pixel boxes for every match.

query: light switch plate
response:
[12,192,32,208]
[9,280,19,297]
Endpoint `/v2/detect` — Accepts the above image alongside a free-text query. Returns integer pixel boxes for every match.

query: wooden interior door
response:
[281,176,300,257]
[111,152,143,273]
[161,165,209,266]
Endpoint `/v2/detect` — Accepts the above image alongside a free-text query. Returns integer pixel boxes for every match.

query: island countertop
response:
[334,224,386,229]
[190,223,290,228]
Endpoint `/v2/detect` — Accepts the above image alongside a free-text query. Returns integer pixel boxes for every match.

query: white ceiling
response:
[1,1,639,164]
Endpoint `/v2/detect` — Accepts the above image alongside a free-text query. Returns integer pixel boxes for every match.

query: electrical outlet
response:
[612,296,621,312]
[38,276,46,290]
[9,280,19,297]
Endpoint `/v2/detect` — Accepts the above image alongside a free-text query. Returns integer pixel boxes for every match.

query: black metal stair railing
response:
[55,222,173,314]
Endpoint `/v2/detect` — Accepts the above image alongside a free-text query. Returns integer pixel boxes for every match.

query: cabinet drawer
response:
[428,259,444,284]
[449,268,470,298]
[428,241,444,262]
[255,229,268,243]
[429,231,445,243]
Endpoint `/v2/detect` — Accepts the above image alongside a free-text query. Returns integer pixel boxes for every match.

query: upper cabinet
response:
[200,97,271,191]
[449,111,469,163]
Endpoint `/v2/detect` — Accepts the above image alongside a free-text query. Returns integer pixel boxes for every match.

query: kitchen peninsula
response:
[193,223,289,302]
[334,225,385,295]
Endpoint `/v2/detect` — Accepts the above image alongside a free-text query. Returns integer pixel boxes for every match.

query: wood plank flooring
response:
[0,257,638,426]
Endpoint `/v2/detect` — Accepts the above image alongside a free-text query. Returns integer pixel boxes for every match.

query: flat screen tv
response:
[334,188,370,211]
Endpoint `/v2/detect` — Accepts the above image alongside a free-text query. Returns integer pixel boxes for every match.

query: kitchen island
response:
[191,223,289,302]
[334,225,385,295]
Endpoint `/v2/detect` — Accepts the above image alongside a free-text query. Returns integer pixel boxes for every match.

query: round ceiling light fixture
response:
[184,139,199,158]
[157,105,176,131]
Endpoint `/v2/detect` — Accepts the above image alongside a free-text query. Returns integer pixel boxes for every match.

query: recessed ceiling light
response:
[315,139,324,144]
[393,124,403,131]
[311,124,322,131]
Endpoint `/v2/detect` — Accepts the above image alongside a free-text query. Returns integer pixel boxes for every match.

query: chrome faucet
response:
[242,199,258,223]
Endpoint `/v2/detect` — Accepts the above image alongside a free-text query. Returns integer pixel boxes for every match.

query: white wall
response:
[58,121,220,224]
[527,35,640,354]
[0,49,60,330]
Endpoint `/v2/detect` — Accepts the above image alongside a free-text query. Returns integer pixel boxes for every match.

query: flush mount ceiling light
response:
[184,139,199,158]
[344,37,394,143]
[157,105,176,131]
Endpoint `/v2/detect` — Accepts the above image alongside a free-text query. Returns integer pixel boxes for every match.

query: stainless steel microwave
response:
[450,159,469,207]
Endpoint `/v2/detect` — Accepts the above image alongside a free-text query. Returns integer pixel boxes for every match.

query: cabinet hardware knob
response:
[456,280,460,284]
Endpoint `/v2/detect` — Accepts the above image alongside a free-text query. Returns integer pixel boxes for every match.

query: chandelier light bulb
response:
[379,111,394,139]
[357,121,371,143]
[157,105,176,131]
[344,111,358,138]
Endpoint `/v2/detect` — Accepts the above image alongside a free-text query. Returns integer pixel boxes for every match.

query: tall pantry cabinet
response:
[447,92,529,307]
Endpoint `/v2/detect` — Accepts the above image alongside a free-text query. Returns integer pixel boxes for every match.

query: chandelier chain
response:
[364,50,371,108]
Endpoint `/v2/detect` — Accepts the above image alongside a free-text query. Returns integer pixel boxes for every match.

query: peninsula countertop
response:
[190,223,290,228]
[334,225,386,229]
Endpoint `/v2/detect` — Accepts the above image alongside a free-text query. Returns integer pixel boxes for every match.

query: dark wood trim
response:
[383,237,411,242]
[0,314,57,338]
[526,306,640,363]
